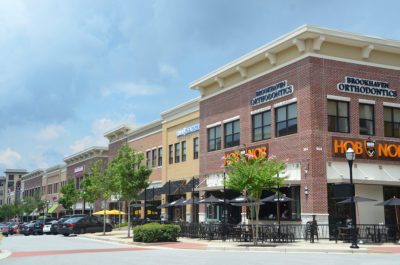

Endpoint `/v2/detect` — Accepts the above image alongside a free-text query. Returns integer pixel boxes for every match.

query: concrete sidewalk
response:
[79,229,400,254]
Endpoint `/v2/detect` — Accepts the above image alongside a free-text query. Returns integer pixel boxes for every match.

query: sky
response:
[1,0,399,174]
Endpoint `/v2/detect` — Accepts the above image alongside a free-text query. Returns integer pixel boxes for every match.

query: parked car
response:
[0,223,10,237]
[7,222,20,235]
[20,222,36,236]
[56,215,87,234]
[33,218,56,235]
[43,220,59,235]
[58,216,112,236]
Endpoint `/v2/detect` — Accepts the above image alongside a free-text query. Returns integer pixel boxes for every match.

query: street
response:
[1,234,400,265]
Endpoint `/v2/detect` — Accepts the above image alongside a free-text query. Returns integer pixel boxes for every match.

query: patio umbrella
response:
[198,195,224,220]
[261,194,295,227]
[228,195,256,203]
[156,203,170,209]
[230,201,265,207]
[93,210,114,215]
[108,210,127,215]
[336,196,376,204]
[337,196,376,240]
[375,196,400,239]
[198,195,224,204]
[181,197,199,205]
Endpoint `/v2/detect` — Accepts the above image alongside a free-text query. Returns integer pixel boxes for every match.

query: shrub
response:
[133,223,180,243]
[115,222,128,228]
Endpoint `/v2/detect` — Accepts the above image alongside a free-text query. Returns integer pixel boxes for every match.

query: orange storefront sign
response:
[333,137,400,160]
[224,145,268,165]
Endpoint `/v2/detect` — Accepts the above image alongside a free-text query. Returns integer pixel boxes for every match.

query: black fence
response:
[178,223,399,243]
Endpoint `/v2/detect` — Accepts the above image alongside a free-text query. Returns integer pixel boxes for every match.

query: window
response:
[8,175,14,181]
[359,104,374,135]
[54,183,58,194]
[152,149,157,168]
[276,103,297,137]
[175,143,180,163]
[252,110,271,142]
[146,151,151,167]
[384,107,400,138]
[47,184,52,194]
[181,141,186,162]
[193,137,199,159]
[224,120,240,148]
[158,147,162,167]
[328,100,349,133]
[169,145,173,164]
[208,125,221,151]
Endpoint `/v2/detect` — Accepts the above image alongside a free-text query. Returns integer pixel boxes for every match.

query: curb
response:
[0,250,12,260]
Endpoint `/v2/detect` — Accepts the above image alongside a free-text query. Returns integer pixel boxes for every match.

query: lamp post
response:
[346,147,359,249]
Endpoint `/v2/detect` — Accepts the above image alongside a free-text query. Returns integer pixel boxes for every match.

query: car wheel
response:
[53,232,58,235]
[79,228,86,234]
[24,234,29,236]
[63,233,70,237]
[4,234,8,237]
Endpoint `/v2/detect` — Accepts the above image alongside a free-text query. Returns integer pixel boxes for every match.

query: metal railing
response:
[178,223,399,243]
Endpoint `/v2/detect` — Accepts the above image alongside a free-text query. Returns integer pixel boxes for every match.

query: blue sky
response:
[1,0,399,174]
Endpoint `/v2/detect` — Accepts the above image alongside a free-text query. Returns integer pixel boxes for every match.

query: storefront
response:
[190,25,400,225]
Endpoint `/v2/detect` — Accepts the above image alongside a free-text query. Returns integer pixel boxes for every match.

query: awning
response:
[181,178,199,193]
[138,187,163,200]
[160,180,186,195]
[47,205,58,214]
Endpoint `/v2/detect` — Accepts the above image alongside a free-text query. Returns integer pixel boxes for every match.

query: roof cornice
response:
[160,97,200,123]
[63,146,108,166]
[104,124,135,143]
[22,169,45,180]
[189,24,400,93]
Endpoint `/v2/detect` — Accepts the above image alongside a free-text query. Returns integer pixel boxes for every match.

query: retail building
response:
[189,25,400,225]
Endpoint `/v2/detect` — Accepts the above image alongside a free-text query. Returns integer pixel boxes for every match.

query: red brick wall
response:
[128,131,162,183]
[200,56,400,215]
[108,139,127,161]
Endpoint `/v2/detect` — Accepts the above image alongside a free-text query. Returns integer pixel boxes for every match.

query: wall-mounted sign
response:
[337,77,397,98]
[223,144,269,165]
[74,166,84,176]
[251,80,293,106]
[333,137,400,161]
[177,123,200,137]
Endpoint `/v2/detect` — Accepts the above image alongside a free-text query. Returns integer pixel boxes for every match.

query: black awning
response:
[138,187,163,200]
[181,178,199,193]
[160,180,186,195]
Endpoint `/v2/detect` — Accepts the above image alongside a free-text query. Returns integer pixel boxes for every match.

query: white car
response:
[43,220,57,235]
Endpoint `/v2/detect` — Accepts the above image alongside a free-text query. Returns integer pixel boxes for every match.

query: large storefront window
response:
[224,120,240,148]
[252,110,271,142]
[384,107,400,138]
[276,103,297,137]
[207,125,221,151]
[328,100,349,133]
[359,104,375,135]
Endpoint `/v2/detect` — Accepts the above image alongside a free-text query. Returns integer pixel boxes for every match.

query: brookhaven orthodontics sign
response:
[251,80,293,106]
[337,77,397,98]
[177,123,200,137]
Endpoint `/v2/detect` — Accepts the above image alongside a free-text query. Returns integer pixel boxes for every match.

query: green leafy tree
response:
[13,200,24,221]
[0,204,14,221]
[108,143,152,238]
[85,159,117,235]
[80,174,98,215]
[224,152,286,245]
[58,179,79,214]
[22,196,37,219]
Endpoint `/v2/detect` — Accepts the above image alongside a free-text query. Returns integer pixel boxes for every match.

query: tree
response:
[58,179,79,213]
[224,152,286,245]
[22,196,37,220]
[108,143,152,238]
[12,200,24,221]
[0,204,14,221]
[80,174,99,215]
[84,159,117,235]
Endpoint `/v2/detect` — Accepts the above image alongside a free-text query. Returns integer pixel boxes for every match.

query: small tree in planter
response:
[58,180,79,214]
[224,152,286,245]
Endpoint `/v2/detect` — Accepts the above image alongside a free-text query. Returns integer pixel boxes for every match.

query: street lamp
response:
[346,147,359,249]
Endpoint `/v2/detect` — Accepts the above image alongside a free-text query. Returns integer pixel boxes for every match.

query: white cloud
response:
[69,114,137,154]
[36,124,66,141]
[159,63,178,78]
[101,82,164,98]
[0,148,22,168]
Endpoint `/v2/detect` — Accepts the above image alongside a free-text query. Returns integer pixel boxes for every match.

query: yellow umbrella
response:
[93,210,114,215]
[109,210,127,215]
